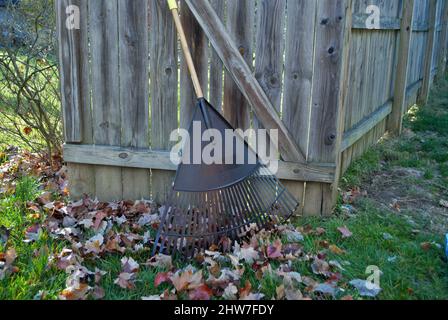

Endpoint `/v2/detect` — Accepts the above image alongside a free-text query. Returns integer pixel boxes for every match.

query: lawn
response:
[1,77,448,300]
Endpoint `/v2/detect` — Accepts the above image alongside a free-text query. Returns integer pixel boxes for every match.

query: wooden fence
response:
[57,0,448,216]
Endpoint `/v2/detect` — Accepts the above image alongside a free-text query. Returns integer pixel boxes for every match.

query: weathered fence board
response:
[208,0,225,111]
[436,0,448,78]
[180,1,209,130]
[57,0,95,198]
[63,144,336,183]
[58,0,448,216]
[223,0,254,129]
[281,0,318,214]
[304,0,352,216]
[418,0,437,104]
[89,0,122,201]
[150,0,178,203]
[254,0,286,114]
[387,0,415,136]
[118,0,150,200]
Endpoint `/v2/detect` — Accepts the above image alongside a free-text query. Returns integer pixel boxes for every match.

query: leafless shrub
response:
[0,0,62,155]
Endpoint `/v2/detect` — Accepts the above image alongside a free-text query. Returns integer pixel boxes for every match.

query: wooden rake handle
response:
[168,0,204,98]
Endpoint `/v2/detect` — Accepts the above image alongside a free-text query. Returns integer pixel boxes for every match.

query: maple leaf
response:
[276,284,285,300]
[285,287,303,300]
[23,127,32,135]
[54,249,80,270]
[142,295,161,300]
[24,224,41,243]
[240,292,265,300]
[5,247,17,266]
[329,244,346,255]
[267,239,282,259]
[154,271,172,287]
[170,268,203,292]
[189,284,213,300]
[93,211,108,230]
[59,283,90,300]
[315,227,326,236]
[121,256,139,273]
[222,283,238,300]
[114,272,136,289]
[146,254,173,269]
[92,286,105,299]
[311,258,332,277]
[233,242,259,264]
[349,279,381,297]
[239,280,252,299]
[105,236,125,253]
[337,226,353,238]
[84,234,104,255]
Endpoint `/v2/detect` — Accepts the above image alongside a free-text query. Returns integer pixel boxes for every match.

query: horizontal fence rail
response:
[57,0,448,216]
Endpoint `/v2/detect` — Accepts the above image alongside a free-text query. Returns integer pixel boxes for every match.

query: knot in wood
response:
[238,46,246,56]
[325,133,336,145]
[119,152,129,159]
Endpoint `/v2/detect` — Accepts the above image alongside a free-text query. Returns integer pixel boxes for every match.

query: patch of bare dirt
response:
[359,166,448,235]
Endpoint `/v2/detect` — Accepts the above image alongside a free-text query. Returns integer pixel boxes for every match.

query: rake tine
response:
[254,173,281,224]
[236,183,255,232]
[228,186,248,236]
[221,188,238,242]
[241,179,267,227]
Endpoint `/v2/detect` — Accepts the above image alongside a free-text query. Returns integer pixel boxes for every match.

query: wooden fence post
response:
[417,0,437,105]
[387,0,415,136]
[303,0,352,216]
[436,0,448,79]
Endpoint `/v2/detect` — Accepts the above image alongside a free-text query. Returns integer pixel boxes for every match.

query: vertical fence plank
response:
[180,1,209,130]
[254,0,286,131]
[418,0,437,105]
[57,0,81,143]
[209,0,225,111]
[303,0,352,216]
[58,0,95,198]
[90,0,122,201]
[387,0,415,136]
[436,0,448,79]
[281,0,318,215]
[118,0,150,200]
[150,0,179,203]
[223,0,254,129]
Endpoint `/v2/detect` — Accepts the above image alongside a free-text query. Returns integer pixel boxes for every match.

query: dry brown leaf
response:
[189,284,213,300]
[337,226,353,238]
[329,244,346,255]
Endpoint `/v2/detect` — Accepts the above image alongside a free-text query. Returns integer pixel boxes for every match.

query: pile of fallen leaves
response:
[0,148,381,300]
[0,147,67,197]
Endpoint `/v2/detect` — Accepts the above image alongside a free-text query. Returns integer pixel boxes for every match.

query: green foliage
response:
[13,176,39,203]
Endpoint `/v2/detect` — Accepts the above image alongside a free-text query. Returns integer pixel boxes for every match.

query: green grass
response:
[296,200,448,299]
[0,177,67,300]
